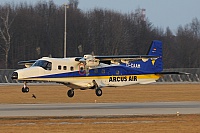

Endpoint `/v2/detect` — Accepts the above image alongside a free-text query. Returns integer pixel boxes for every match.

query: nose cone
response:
[11,72,18,79]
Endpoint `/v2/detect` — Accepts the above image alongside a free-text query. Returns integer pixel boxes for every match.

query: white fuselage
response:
[14,57,161,89]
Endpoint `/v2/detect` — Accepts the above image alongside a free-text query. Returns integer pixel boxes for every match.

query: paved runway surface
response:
[0,102,200,117]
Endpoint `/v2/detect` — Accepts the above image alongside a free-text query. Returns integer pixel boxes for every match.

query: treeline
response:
[0,0,199,69]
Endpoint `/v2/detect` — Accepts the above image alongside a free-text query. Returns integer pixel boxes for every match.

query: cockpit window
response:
[32,60,52,70]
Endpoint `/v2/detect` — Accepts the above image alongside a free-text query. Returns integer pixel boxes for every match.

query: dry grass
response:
[0,84,199,103]
[0,115,200,133]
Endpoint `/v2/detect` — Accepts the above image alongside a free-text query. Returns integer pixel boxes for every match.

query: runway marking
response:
[0,120,172,126]
[0,102,200,117]
[93,120,170,124]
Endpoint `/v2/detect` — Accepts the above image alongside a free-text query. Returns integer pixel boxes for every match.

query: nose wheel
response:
[22,82,29,93]
[22,87,29,93]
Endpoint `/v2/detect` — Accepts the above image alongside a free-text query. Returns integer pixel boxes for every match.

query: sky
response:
[0,0,200,32]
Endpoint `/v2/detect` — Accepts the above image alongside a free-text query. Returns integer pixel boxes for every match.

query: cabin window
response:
[116,70,120,75]
[70,66,74,71]
[101,69,105,74]
[58,65,61,70]
[94,69,98,73]
[63,66,67,70]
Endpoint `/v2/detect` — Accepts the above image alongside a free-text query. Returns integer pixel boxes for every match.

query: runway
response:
[0,102,200,117]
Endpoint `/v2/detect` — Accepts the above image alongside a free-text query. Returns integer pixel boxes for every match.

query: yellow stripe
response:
[64,74,160,79]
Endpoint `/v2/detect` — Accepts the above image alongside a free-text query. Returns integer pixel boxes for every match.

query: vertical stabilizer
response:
[126,40,163,73]
[146,40,163,72]
[147,40,162,57]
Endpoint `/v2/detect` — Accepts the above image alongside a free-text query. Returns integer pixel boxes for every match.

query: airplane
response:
[11,40,185,98]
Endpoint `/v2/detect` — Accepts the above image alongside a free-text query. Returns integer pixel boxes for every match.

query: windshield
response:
[32,60,52,70]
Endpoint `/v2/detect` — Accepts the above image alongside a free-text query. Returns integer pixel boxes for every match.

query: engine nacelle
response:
[82,55,100,67]
[84,55,94,59]
[86,59,100,67]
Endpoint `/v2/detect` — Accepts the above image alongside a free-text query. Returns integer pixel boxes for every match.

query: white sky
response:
[0,0,200,32]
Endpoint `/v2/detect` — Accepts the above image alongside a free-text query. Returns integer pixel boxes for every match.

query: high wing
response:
[75,40,162,64]
[94,55,159,63]
[74,54,159,65]
[94,55,159,61]
[18,60,36,68]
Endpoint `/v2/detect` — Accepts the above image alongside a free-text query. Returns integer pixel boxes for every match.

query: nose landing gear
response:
[22,82,29,93]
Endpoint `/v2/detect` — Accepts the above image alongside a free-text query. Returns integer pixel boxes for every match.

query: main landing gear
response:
[22,82,29,93]
[95,88,102,96]
[66,80,102,98]
[93,80,102,97]
[67,89,74,98]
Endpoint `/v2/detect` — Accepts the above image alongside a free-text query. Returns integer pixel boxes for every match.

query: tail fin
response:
[146,40,163,72]
[127,40,163,73]
[147,40,162,57]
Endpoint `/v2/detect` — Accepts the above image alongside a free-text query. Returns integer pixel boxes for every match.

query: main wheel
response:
[95,88,102,96]
[67,89,74,98]
[22,87,29,93]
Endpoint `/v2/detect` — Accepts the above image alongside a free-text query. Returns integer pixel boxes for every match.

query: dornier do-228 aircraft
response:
[11,40,185,98]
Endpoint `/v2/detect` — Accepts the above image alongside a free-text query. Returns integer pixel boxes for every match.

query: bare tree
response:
[69,0,79,9]
[0,1,200,69]
[0,5,15,68]
[190,18,200,39]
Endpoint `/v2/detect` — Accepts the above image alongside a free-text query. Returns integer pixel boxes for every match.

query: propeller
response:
[75,55,100,76]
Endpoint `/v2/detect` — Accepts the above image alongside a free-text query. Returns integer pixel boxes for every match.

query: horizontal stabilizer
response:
[155,72,190,75]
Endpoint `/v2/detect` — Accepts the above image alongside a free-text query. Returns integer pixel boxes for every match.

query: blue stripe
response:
[34,65,156,79]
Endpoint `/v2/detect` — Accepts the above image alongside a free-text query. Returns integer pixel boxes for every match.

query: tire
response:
[25,87,29,93]
[22,87,29,93]
[95,88,102,96]
[22,87,25,93]
[67,89,74,98]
